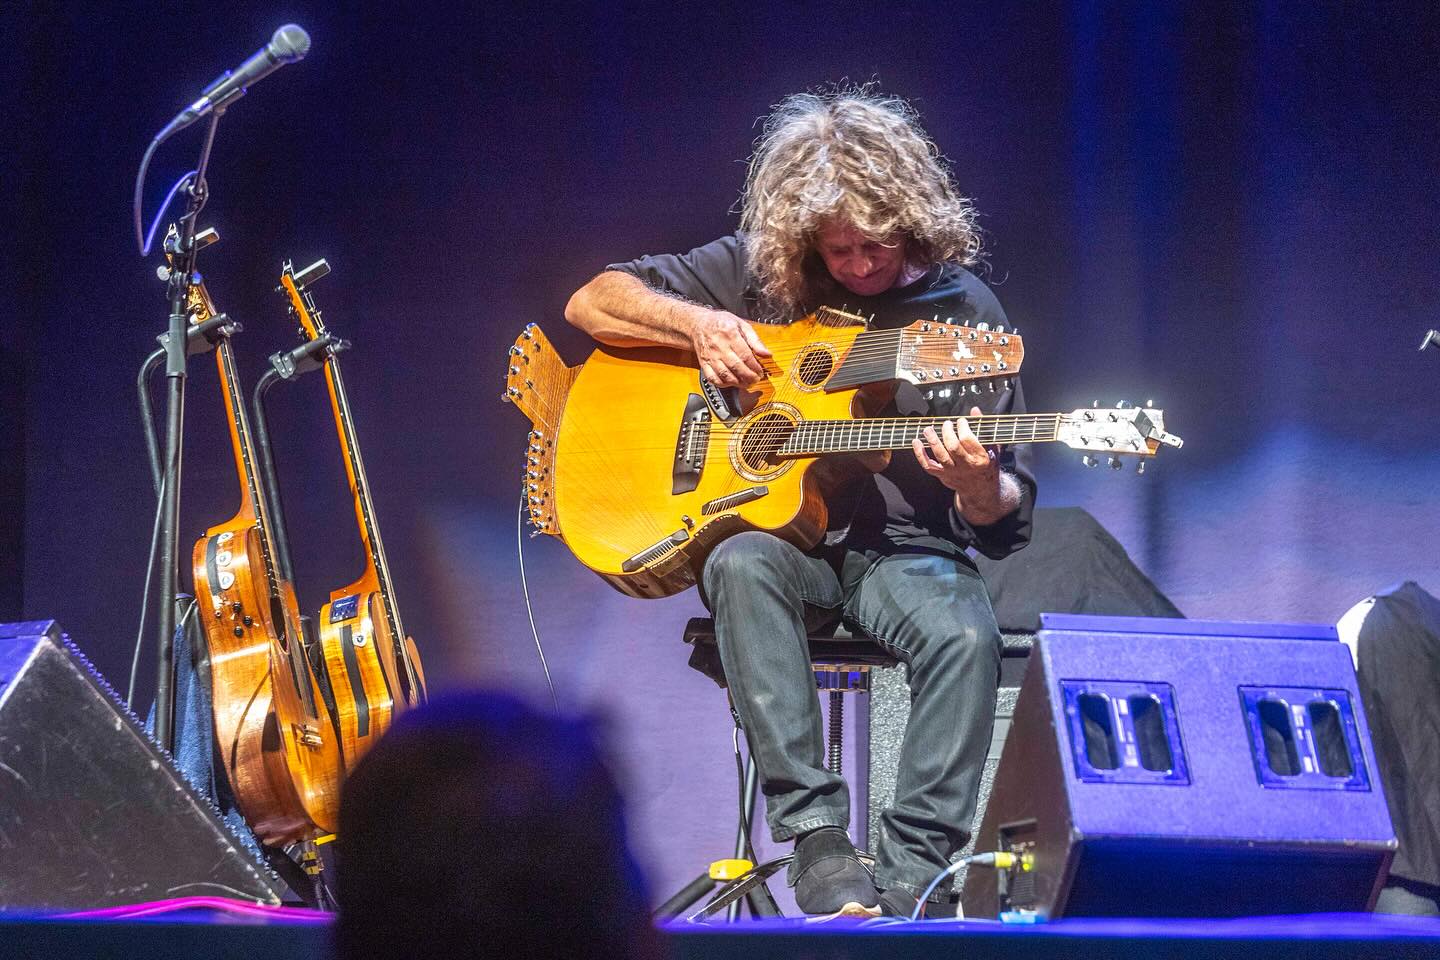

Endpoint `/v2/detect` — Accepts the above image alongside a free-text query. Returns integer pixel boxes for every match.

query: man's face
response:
[814,220,909,297]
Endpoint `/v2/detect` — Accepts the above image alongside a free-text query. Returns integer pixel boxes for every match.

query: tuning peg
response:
[1108,456,1123,470]
[1082,455,1099,468]
[994,324,1005,333]
[1136,461,1147,475]
[1145,399,1154,408]
[1010,325,1020,335]
[1092,400,1100,408]
[1116,400,1130,409]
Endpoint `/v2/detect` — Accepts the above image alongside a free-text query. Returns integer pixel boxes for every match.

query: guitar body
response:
[553,315,878,599]
[315,582,410,766]
[192,518,343,844]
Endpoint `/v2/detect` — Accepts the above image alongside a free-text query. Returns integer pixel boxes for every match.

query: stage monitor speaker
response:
[962,614,1395,920]
[0,620,285,911]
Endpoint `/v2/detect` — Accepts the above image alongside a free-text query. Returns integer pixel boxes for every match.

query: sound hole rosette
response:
[789,343,838,392]
[729,402,801,483]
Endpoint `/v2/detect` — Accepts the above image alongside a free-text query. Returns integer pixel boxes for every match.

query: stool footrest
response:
[708,858,754,881]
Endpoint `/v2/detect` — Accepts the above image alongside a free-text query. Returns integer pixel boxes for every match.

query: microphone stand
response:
[151,109,224,753]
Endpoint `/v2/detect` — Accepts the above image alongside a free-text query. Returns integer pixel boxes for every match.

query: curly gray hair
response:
[738,89,982,318]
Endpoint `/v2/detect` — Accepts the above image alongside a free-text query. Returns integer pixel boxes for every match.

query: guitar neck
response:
[322,352,405,642]
[215,338,285,600]
[777,413,1064,458]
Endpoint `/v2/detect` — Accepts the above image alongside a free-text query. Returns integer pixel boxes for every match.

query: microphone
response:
[155,24,311,142]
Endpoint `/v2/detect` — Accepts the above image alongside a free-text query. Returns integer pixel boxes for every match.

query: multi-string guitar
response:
[505,307,1057,598]
[278,259,427,770]
[178,234,343,845]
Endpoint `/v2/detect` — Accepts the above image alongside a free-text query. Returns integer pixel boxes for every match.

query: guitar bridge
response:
[673,394,711,494]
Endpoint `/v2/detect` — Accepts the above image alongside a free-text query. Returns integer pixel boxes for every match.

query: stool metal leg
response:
[732,754,780,918]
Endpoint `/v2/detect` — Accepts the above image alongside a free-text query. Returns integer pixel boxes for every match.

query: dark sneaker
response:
[792,827,879,917]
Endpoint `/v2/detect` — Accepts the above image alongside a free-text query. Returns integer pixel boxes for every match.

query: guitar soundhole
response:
[796,348,834,387]
[738,413,795,474]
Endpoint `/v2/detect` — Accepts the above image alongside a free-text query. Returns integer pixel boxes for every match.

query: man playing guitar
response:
[566,89,1035,918]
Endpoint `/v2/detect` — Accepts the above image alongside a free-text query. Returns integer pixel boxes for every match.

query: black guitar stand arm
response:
[138,309,241,497]
[250,333,348,584]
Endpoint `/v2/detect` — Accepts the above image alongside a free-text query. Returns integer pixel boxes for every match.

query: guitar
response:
[277,259,427,769]
[504,307,1043,598]
[179,234,344,845]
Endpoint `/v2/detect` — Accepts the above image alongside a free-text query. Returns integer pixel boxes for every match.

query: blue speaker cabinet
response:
[961,614,1395,919]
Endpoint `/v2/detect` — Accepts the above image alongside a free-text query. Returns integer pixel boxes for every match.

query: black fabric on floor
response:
[1356,581,1440,893]
[976,507,1182,632]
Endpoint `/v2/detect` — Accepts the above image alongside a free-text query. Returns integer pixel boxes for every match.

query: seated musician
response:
[565,89,1036,918]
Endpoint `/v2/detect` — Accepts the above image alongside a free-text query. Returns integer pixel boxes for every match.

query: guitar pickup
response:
[673,394,711,494]
[699,375,735,421]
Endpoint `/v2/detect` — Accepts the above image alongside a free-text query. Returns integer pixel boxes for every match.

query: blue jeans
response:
[700,531,1002,901]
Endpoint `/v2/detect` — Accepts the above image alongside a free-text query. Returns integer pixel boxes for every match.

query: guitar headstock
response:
[502,323,578,537]
[278,259,333,341]
[897,318,1024,389]
[1057,402,1184,473]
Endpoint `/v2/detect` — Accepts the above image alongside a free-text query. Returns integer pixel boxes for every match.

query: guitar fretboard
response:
[777,414,1064,457]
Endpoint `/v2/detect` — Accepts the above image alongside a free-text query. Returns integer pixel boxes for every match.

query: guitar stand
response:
[249,334,350,715]
[250,332,348,583]
[138,309,241,495]
[137,320,336,910]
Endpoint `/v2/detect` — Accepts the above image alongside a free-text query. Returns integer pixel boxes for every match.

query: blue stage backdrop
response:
[11,3,1439,905]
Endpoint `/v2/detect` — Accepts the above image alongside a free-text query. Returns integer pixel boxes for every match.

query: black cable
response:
[732,722,758,863]
[138,347,166,496]
[126,471,168,708]
[516,497,559,712]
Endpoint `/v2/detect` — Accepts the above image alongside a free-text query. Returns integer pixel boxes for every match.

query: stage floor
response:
[3,905,1440,960]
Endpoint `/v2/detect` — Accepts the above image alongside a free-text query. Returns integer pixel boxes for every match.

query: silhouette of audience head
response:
[336,691,661,959]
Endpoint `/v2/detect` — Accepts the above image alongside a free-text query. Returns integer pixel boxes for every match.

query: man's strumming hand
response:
[690,310,773,387]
